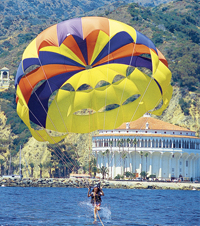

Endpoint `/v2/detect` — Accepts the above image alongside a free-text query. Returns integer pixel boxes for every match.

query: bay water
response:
[0,187,199,225]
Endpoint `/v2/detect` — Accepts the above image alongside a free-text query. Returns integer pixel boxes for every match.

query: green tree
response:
[106,149,109,175]
[140,151,143,174]
[144,152,148,179]
[100,166,108,179]
[127,138,131,171]
[0,159,5,176]
[29,162,34,177]
[38,163,43,178]
[133,138,137,177]
[140,171,147,179]
[122,152,127,175]
[44,161,53,178]
[109,140,113,177]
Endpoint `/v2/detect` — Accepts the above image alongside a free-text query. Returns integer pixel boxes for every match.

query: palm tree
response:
[102,151,107,167]
[105,149,109,176]
[133,138,137,177]
[44,161,53,178]
[58,163,63,178]
[29,162,34,177]
[121,152,127,175]
[39,163,43,178]
[140,151,143,175]
[127,138,131,172]
[100,166,108,179]
[0,159,5,176]
[117,139,122,174]
[109,140,113,178]
[144,152,148,179]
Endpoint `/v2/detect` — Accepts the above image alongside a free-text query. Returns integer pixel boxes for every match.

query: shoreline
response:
[0,177,199,190]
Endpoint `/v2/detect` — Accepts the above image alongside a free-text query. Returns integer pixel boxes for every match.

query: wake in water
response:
[79,201,111,224]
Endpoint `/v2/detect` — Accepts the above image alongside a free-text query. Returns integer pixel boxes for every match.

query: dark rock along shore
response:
[0,178,199,190]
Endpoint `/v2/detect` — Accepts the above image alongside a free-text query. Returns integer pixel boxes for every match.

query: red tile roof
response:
[117,116,192,132]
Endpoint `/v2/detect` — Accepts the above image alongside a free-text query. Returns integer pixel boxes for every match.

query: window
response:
[180,161,182,165]
[155,131,157,133]
[172,168,174,172]
[164,132,166,134]
[186,161,188,167]
[180,168,182,172]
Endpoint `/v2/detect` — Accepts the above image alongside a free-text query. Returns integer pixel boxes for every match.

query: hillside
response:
[0,0,199,178]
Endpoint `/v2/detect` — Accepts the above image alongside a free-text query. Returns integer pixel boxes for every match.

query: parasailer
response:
[15,17,172,144]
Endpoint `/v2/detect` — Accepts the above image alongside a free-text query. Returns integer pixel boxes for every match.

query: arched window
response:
[163,140,165,148]
[148,139,151,147]
[152,139,155,148]
[145,139,147,147]
[179,140,181,148]
[141,139,144,147]
[137,139,140,147]
[169,140,172,148]
[159,139,162,148]
[156,139,158,148]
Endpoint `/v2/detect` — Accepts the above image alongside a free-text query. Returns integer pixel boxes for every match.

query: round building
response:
[92,115,200,181]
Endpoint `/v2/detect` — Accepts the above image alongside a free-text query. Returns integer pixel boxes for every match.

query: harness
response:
[91,191,102,204]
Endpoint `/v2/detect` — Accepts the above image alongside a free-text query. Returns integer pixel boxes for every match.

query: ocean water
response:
[0,187,199,226]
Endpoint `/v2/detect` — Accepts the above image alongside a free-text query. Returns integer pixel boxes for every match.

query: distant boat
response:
[192,187,196,190]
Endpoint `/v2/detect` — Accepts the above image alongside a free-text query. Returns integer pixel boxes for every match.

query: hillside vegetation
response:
[0,0,199,177]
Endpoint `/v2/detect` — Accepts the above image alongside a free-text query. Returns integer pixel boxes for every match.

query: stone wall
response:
[0,177,199,190]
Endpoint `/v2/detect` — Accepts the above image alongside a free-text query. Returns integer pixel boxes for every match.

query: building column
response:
[168,152,173,179]
[193,157,196,180]
[149,152,152,176]
[129,152,132,173]
[177,154,182,178]
[159,152,163,179]
[189,155,194,179]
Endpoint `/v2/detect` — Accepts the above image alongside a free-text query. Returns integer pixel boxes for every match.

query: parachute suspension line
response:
[103,21,111,131]
[88,105,91,176]
[16,83,76,171]
[37,56,70,135]
[112,33,137,140]
[23,74,59,133]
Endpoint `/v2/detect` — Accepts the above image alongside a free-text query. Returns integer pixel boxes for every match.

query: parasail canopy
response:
[15,17,172,143]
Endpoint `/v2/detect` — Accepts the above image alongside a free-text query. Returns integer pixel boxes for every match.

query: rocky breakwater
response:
[0,177,199,191]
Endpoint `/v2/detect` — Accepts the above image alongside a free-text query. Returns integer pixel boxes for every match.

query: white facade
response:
[0,67,10,88]
[92,116,200,181]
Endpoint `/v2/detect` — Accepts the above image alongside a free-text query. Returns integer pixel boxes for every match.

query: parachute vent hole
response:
[153,99,163,111]
[77,84,92,91]
[99,104,120,113]
[31,80,46,96]
[112,74,125,84]
[74,109,96,115]
[126,66,135,77]
[137,67,152,77]
[61,83,75,91]
[139,53,151,59]
[122,94,141,105]
[48,89,59,108]
[24,65,40,75]
[95,80,110,89]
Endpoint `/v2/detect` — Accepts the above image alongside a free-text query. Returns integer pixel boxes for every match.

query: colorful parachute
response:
[15,17,172,143]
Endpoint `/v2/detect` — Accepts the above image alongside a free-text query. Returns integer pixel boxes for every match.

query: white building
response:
[0,67,10,88]
[92,115,200,181]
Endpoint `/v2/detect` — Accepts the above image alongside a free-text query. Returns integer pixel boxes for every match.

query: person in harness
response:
[87,184,104,221]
